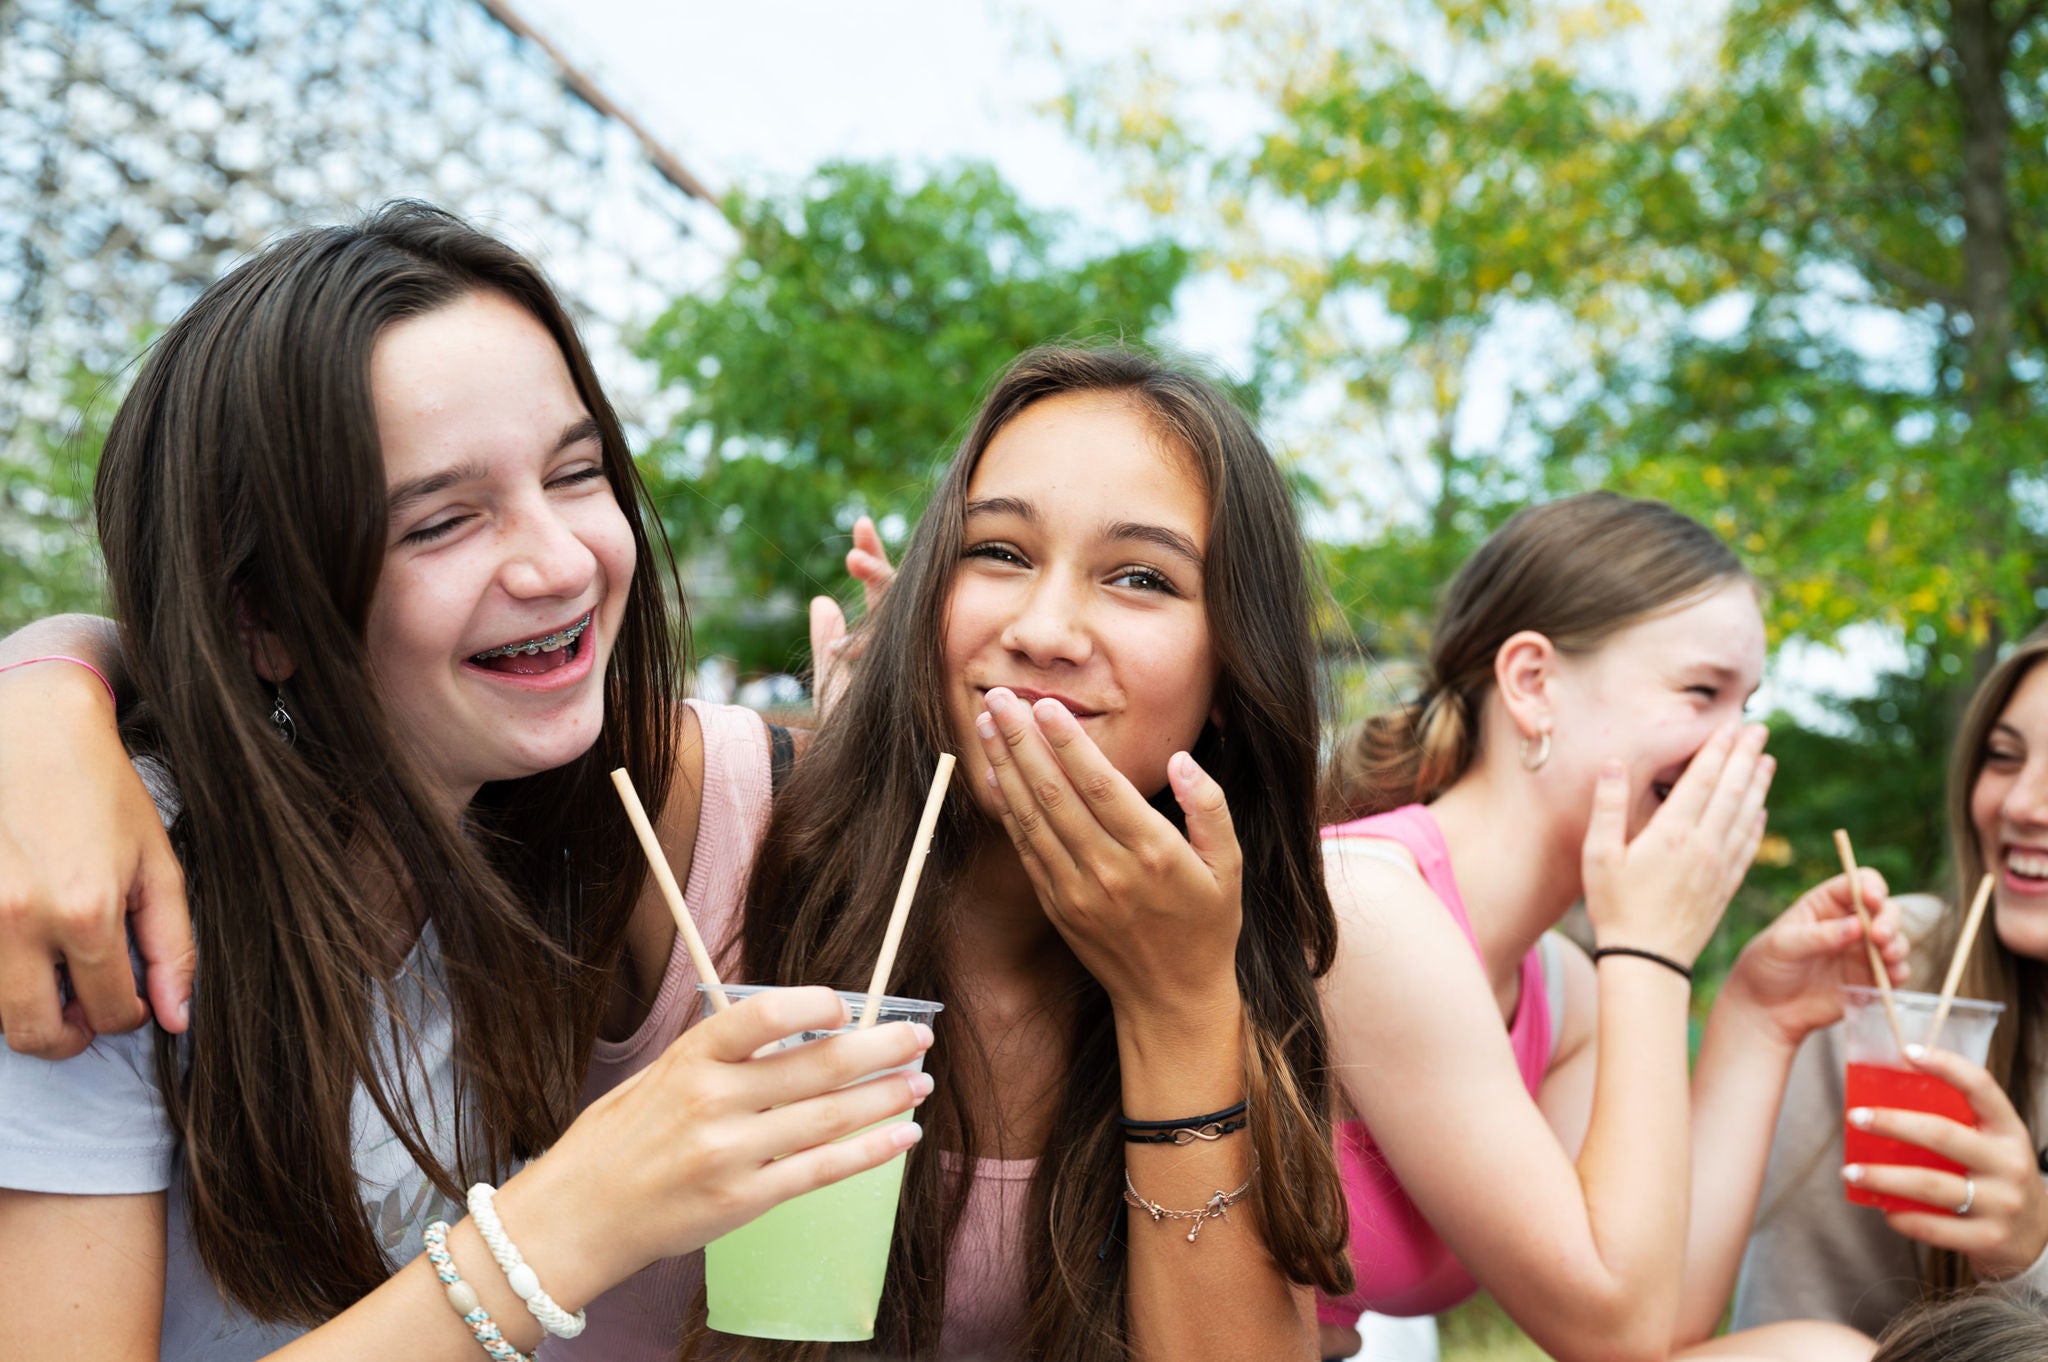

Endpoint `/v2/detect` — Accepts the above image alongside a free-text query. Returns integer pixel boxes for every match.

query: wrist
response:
[1113,987,1245,1118]
[491,1157,634,1315]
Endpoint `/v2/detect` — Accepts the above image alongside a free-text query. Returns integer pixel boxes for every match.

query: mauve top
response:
[1315,803,1554,1322]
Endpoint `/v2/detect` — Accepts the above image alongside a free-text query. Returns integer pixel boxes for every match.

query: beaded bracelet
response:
[422,1220,534,1362]
[467,1182,586,1339]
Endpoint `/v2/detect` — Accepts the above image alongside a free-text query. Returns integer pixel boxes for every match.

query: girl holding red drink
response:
[1735,624,2048,1335]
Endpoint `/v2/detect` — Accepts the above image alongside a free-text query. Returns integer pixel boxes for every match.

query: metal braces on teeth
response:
[472,614,590,661]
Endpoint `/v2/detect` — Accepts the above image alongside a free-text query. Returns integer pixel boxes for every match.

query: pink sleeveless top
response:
[550,701,1028,1361]
[1315,804,1553,1323]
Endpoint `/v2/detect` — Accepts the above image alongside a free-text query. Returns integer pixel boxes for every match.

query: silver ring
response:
[1956,1178,1977,1217]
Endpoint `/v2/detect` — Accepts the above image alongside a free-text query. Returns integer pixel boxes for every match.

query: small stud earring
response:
[1519,729,1550,771]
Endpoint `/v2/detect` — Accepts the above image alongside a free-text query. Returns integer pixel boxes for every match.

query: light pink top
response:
[1315,804,1553,1322]
[549,701,1029,1361]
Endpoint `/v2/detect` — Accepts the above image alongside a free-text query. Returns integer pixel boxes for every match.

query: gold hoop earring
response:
[1519,729,1550,771]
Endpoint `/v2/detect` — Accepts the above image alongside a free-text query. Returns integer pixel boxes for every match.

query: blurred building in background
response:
[0,0,726,622]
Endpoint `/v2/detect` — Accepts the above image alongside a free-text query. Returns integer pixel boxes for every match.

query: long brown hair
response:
[1325,491,1748,820]
[1922,624,2048,1296]
[94,202,681,1323]
[727,344,1352,1359]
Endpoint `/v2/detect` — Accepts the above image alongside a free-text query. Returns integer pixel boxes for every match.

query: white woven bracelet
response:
[465,1182,587,1340]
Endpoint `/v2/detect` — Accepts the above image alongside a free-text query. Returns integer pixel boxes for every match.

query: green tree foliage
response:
[1066,0,2045,671]
[636,160,1189,674]
[1,362,117,631]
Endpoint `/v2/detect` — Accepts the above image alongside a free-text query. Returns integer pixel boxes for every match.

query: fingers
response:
[743,1020,933,1110]
[757,1112,923,1208]
[1654,722,1739,828]
[693,986,850,1064]
[1845,1161,1975,1217]
[847,515,895,612]
[1170,751,1239,887]
[974,689,1090,879]
[1697,724,1771,844]
[1848,1104,1996,1167]
[1030,698,1154,843]
[1580,759,1630,892]
[751,1068,930,1161]
[1906,1046,2030,1136]
[0,949,88,1059]
[131,854,194,1034]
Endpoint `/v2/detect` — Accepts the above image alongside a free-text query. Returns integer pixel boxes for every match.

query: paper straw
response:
[1926,872,1997,1052]
[858,753,956,1030]
[1833,829,1905,1054]
[611,768,730,1012]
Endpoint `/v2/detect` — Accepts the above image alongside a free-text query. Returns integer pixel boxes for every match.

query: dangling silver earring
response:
[1519,728,1551,771]
[270,686,297,747]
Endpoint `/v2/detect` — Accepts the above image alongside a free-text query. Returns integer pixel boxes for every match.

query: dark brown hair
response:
[1922,624,2048,1296]
[95,201,681,1323]
[1325,491,1747,820]
[1872,1292,2048,1362]
[725,344,1352,1359]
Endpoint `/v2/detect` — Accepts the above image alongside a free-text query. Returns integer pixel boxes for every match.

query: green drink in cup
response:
[696,982,943,1341]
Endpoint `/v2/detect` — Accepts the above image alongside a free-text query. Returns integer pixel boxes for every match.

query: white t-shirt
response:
[0,769,481,1361]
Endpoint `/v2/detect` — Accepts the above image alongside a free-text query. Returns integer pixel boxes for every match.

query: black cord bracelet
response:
[1119,1100,1248,1144]
[1591,945,1693,982]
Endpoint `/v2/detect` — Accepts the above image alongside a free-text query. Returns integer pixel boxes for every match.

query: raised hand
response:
[1719,868,1912,1046]
[808,516,896,718]
[1845,1045,2048,1280]
[1580,722,1774,967]
[972,687,1240,1018]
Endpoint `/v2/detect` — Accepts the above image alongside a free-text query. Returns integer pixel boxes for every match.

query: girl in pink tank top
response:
[1312,494,1908,1362]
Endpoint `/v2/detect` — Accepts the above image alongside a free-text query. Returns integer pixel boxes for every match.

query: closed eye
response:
[549,466,607,491]
[1687,685,1719,701]
[1986,746,2025,766]
[402,514,473,547]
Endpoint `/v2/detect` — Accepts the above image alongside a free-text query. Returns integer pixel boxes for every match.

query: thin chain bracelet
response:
[422,1221,534,1362]
[1122,1161,1258,1243]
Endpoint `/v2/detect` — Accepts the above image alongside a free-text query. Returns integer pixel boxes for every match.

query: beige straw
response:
[1833,829,1906,1053]
[611,767,731,1012]
[858,753,956,1030]
[1925,872,1997,1052]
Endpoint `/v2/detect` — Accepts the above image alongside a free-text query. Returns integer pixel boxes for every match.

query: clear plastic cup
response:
[695,983,942,1341]
[1840,984,2005,1212]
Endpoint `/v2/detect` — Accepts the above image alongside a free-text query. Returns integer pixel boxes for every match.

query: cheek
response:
[1971,774,2008,852]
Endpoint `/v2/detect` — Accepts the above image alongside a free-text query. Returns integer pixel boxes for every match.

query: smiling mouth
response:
[470,612,592,672]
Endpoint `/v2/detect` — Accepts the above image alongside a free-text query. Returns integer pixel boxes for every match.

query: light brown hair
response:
[1325,490,1748,820]
[95,202,682,1323]
[1872,1292,2048,1362]
[722,344,1352,1360]
[1922,624,2048,1296]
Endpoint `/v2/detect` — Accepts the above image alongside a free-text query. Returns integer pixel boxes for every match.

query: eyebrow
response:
[384,416,603,517]
[964,498,1205,569]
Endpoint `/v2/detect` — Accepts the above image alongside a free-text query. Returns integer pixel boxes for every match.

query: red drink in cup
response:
[1839,984,2004,1214]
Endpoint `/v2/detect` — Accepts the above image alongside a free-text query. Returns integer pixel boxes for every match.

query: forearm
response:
[1117,990,1311,1362]
[1675,989,1799,1345]
[1568,960,1693,1347]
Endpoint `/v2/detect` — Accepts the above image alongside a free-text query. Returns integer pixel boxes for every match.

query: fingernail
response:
[912,1022,934,1047]
[975,713,995,739]
[1905,1044,1927,1062]
[1848,1107,1874,1129]
[985,688,1011,714]
[1842,1163,1865,1184]
[1032,696,1068,723]
[908,1071,935,1100]
[984,766,998,790]
[893,1121,924,1149]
